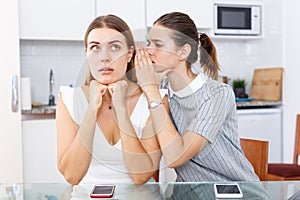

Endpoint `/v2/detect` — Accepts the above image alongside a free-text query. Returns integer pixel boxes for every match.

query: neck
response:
[101,91,112,109]
[167,64,196,92]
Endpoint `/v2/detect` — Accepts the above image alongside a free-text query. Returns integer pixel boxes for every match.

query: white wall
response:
[282,1,300,162]
[212,0,283,94]
[20,40,86,104]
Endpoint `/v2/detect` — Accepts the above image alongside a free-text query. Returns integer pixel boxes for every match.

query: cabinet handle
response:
[11,75,18,112]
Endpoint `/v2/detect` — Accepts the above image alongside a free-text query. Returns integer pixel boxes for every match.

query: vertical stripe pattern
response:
[163,79,259,182]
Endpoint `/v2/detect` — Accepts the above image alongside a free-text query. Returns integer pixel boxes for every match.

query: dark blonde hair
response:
[83,15,136,85]
[154,12,220,80]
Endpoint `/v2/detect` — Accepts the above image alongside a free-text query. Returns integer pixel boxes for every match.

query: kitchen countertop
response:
[236,100,282,109]
[22,105,56,120]
[21,100,282,120]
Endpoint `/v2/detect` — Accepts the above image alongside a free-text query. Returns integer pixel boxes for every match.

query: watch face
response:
[149,101,164,109]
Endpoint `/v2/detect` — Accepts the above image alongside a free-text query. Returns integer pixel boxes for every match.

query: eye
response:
[90,45,100,51]
[110,44,121,51]
[154,43,163,48]
[147,42,161,49]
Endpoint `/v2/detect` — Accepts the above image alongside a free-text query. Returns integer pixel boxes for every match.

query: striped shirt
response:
[161,73,259,182]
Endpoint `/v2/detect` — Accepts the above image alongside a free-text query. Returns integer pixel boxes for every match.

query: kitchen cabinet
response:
[95,0,147,41]
[146,0,213,29]
[19,0,95,40]
[237,108,282,163]
[22,119,66,183]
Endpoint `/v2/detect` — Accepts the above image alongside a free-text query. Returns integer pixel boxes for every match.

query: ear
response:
[178,44,191,61]
[127,46,134,63]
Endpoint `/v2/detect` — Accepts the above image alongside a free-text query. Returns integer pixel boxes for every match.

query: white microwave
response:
[214,4,261,36]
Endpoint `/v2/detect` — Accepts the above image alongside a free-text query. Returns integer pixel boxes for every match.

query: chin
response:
[155,67,168,73]
[96,78,111,85]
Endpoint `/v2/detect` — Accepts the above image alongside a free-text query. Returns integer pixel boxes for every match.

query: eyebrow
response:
[88,41,100,45]
[88,39,123,45]
[148,39,162,43]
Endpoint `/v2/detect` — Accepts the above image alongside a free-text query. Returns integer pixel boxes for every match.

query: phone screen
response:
[214,184,243,198]
[216,184,240,194]
[90,185,115,198]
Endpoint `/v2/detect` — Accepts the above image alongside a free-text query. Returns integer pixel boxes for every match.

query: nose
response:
[100,57,110,63]
[98,48,111,63]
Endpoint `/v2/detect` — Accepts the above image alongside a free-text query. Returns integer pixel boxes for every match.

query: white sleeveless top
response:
[59,86,176,184]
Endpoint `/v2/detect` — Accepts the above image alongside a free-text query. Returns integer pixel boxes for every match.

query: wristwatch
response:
[148,101,164,109]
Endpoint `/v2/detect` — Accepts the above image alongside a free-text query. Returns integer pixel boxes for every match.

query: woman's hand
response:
[89,80,108,116]
[135,46,165,93]
[108,80,128,111]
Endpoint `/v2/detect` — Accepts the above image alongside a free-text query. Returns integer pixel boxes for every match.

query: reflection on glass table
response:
[1,181,300,200]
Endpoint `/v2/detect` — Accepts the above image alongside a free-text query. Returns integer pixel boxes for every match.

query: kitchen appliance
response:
[214,2,262,36]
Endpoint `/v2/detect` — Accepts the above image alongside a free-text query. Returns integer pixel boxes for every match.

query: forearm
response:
[58,106,97,184]
[144,87,189,167]
[115,108,160,183]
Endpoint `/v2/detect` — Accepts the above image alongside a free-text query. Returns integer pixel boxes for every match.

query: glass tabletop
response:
[1,181,300,200]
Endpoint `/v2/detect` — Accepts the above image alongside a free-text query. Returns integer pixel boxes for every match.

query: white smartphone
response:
[90,184,116,198]
[214,183,243,199]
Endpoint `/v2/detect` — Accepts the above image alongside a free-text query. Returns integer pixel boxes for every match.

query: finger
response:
[142,46,152,65]
[140,46,148,66]
[137,47,144,67]
[107,87,113,96]
[134,53,140,68]
[107,82,118,95]
[96,83,107,95]
[101,88,107,96]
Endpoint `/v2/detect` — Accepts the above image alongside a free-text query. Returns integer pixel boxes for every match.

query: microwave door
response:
[214,5,261,35]
[216,7,251,35]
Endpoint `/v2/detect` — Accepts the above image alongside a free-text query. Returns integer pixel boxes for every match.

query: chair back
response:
[294,114,300,165]
[240,138,269,181]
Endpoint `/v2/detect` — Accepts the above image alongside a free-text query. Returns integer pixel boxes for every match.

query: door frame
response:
[0,0,23,182]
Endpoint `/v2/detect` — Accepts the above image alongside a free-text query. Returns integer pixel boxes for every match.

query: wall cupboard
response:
[19,0,213,40]
[95,0,147,41]
[19,0,95,40]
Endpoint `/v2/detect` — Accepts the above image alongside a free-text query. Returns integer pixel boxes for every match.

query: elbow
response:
[131,175,149,185]
[167,160,180,169]
[58,164,82,185]
[64,175,81,185]
[167,163,177,169]
[133,179,147,185]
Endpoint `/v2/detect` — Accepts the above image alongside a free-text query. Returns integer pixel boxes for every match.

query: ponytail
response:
[199,33,220,80]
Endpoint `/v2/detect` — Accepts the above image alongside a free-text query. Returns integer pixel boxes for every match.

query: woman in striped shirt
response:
[135,11,260,182]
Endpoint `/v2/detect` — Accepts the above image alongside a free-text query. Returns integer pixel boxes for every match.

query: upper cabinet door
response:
[96,0,146,41]
[146,0,213,29]
[19,0,95,40]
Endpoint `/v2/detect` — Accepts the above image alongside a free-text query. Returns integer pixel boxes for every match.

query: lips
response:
[99,67,114,72]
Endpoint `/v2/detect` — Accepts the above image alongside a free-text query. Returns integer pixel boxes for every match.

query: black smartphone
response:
[90,184,116,198]
[214,183,243,199]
